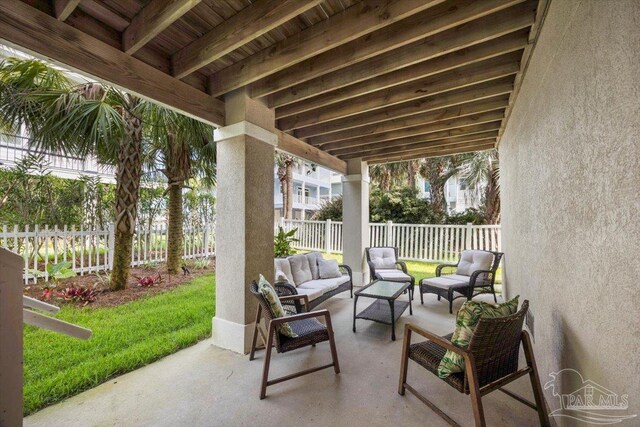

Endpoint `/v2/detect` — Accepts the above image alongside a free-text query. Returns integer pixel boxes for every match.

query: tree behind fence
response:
[278,219,501,262]
[0,221,215,284]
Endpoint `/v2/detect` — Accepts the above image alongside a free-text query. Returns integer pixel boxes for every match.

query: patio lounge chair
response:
[420,250,503,313]
[365,246,415,300]
[398,300,549,427]
[249,281,340,399]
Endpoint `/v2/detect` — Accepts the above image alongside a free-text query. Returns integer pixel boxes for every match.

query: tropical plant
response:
[369,163,408,191]
[274,226,298,257]
[275,153,299,219]
[136,274,162,287]
[418,156,463,216]
[30,261,75,284]
[57,284,98,306]
[459,149,500,224]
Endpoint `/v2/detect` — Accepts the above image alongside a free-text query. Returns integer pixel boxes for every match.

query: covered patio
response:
[1,0,639,426]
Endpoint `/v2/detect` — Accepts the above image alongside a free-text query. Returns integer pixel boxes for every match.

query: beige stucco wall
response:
[500,0,640,423]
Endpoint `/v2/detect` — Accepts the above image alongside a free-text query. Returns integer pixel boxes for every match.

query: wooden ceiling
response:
[2,0,546,167]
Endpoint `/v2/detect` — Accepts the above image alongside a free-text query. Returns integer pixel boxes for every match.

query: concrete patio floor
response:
[25,292,542,427]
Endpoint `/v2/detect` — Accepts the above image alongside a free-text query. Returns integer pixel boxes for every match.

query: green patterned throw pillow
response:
[437,296,519,378]
[257,275,297,338]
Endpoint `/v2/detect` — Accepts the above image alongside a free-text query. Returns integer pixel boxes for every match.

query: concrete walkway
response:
[25,292,542,427]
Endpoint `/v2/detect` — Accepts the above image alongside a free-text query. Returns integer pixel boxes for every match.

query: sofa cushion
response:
[257,275,297,338]
[319,259,342,279]
[289,254,312,286]
[368,247,397,269]
[298,275,350,293]
[274,258,294,285]
[437,296,519,378]
[421,276,468,290]
[440,274,471,284]
[305,252,324,280]
[376,269,411,282]
[295,287,324,302]
[456,250,493,276]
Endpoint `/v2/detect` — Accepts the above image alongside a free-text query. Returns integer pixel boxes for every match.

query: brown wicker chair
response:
[398,300,549,427]
[249,281,340,399]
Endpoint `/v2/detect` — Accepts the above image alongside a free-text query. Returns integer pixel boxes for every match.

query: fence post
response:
[278,217,285,230]
[385,220,393,246]
[325,219,331,253]
[108,223,115,269]
[465,222,473,250]
[203,225,210,258]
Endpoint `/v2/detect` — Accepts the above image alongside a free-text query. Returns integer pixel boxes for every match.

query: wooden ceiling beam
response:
[208,0,446,97]
[275,30,527,118]
[279,54,519,131]
[123,0,201,54]
[264,1,535,108]
[54,0,81,21]
[252,0,524,100]
[171,0,323,79]
[366,141,496,163]
[276,130,347,175]
[294,78,513,139]
[320,109,505,151]
[335,125,501,158]
[0,1,225,127]
[306,95,509,145]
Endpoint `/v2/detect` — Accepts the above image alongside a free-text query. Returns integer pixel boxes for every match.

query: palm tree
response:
[418,156,462,216]
[143,103,215,274]
[459,149,500,224]
[369,163,408,191]
[407,160,420,190]
[276,153,298,219]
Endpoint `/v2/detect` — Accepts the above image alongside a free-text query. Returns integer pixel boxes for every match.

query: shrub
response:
[136,274,162,287]
[57,285,98,306]
[274,227,298,257]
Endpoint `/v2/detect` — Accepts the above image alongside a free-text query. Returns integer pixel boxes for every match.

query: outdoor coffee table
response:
[353,280,412,341]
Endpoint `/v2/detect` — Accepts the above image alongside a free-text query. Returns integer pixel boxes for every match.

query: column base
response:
[351,271,368,287]
[211,316,253,354]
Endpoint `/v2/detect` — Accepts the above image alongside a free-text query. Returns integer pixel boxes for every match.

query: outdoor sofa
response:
[274,252,352,311]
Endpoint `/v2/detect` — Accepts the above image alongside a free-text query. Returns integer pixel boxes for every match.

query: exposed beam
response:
[0,1,225,127]
[294,78,513,139]
[278,54,520,131]
[275,30,527,118]
[366,141,496,163]
[123,0,201,54]
[264,1,535,107]
[208,0,446,97]
[252,0,524,100]
[276,131,347,175]
[335,126,501,158]
[320,109,505,151]
[306,95,509,145]
[54,0,81,20]
[172,0,323,79]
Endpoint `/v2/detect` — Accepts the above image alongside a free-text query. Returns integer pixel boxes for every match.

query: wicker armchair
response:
[249,281,340,399]
[365,246,415,300]
[420,250,503,313]
[398,300,549,426]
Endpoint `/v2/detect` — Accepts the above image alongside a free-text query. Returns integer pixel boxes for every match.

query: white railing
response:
[0,221,215,284]
[278,219,501,262]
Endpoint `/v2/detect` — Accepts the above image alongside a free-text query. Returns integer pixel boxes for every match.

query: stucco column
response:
[212,89,275,354]
[342,159,369,286]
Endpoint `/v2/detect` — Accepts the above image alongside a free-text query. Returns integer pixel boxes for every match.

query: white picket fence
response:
[278,219,501,263]
[0,221,215,284]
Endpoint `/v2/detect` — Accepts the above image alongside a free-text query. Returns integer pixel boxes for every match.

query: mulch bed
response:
[23,260,215,309]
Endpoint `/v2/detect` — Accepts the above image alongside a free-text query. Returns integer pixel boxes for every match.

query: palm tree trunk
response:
[484,167,501,224]
[111,97,142,291]
[166,183,183,273]
[285,161,293,219]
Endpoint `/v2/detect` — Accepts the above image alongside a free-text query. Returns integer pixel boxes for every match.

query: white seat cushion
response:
[297,275,350,294]
[295,287,324,301]
[440,274,471,284]
[305,252,324,280]
[274,258,294,285]
[368,247,397,269]
[456,250,493,276]
[422,276,468,290]
[289,254,313,286]
[376,269,411,281]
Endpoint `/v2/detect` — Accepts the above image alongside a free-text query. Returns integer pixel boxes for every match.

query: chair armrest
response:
[269,309,331,327]
[469,269,493,286]
[339,264,353,283]
[404,323,468,357]
[396,261,408,274]
[274,281,297,297]
[435,263,458,277]
[279,294,309,312]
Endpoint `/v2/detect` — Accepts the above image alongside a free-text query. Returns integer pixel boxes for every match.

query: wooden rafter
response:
[264,1,535,109]
[0,1,225,127]
[208,0,446,97]
[54,0,81,21]
[366,141,497,163]
[252,0,526,100]
[278,53,521,131]
[171,0,324,79]
[276,131,347,175]
[123,0,201,54]
[293,77,514,139]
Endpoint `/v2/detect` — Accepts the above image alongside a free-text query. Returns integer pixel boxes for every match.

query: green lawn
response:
[23,274,215,415]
